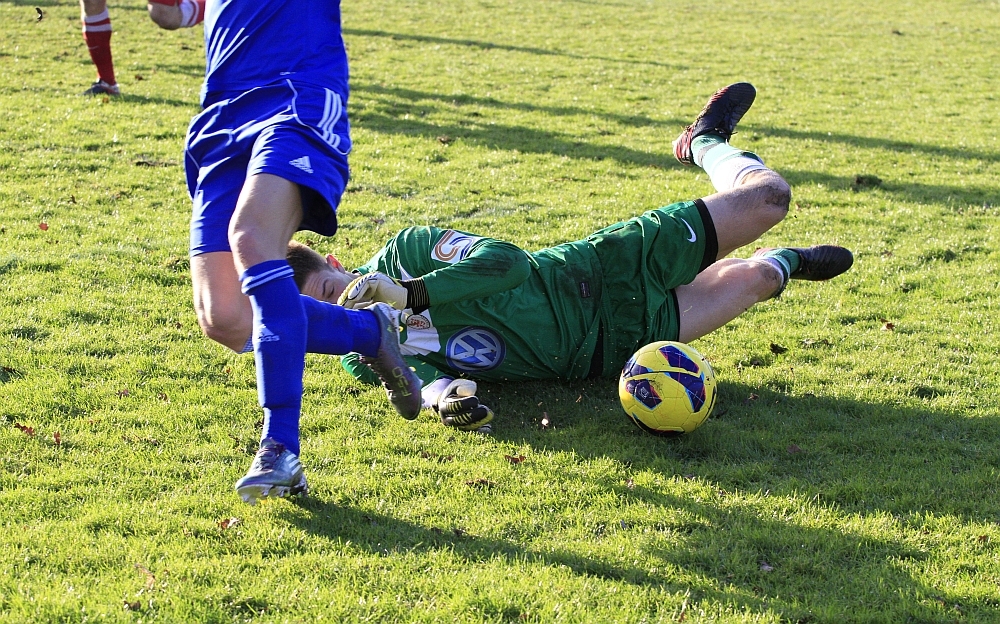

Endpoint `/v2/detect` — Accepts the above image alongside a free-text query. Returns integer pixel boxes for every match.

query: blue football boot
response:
[235,438,307,504]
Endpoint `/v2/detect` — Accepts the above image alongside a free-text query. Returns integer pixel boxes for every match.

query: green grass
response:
[2,0,1000,621]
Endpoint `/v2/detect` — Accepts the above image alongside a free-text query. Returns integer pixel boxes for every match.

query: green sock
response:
[691,134,726,168]
[759,248,802,280]
[693,134,764,170]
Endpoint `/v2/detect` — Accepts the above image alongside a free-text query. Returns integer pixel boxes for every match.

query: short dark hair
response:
[286,240,328,290]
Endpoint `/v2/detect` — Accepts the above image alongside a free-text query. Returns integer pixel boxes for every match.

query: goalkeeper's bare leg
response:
[673,83,851,340]
[675,245,853,342]
[674,82,791,257]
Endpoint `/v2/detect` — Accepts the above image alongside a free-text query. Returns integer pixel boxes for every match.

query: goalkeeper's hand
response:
[338,272,407,310]
[423,377,494,432]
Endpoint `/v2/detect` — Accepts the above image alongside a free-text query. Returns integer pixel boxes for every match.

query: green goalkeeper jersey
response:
[341,201,712,386]
[341,226,605,385]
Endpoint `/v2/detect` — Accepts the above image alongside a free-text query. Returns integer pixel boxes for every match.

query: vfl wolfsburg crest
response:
[445,326,506,372]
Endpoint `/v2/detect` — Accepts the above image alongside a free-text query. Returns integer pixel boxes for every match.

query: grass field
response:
[2,0,1000,621]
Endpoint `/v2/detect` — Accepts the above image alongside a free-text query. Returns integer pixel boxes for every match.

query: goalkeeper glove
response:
[423,377,494,432]
[338,272,408,310]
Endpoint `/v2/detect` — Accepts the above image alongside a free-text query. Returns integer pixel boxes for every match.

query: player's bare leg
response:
[228,174,309,503]
[700,170,790,258]
[676,245,854,342]
[676,258,782,342]
[231,177,421,421]
[191,252,252,351]
[227,174,419,502]
[674,83,792,258]
[147,1,182,30]
[228,174,304,274]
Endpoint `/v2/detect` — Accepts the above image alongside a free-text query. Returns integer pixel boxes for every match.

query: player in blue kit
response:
[184,0,421,504]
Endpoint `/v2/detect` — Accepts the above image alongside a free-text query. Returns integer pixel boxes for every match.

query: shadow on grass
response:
[472,378,999,618]
[780,167,999,208]
[282,377,999,619]
[115,93,200,108]
[285,490,948,620]
[353,82,682,130]
[287,495,660,585]
[486,379,1000,523]
[344,28,686,70]
[752,124,1000,164]
[352,84,677,170]
[351,84,999,207]
[143,63,207,80]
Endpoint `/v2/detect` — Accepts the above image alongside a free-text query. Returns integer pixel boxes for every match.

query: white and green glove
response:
[338,272,408,310]
[422,377,494,432]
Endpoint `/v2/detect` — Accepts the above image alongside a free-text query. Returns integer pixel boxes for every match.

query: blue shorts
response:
[185,80,351,255]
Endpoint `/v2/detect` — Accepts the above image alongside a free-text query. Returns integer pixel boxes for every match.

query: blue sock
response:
[301,296,381,357]
[241,259,306,456]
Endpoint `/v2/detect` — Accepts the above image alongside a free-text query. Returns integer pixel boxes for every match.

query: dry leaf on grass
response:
[134,564,155,590]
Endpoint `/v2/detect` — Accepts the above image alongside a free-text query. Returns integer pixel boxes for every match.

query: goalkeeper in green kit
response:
[289,84,854,431]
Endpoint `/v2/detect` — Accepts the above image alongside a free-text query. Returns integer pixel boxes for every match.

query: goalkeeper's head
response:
[287,240,355,303]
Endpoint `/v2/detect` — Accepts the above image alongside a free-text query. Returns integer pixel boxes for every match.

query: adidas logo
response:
[258,326,280,342]
[289,156,313,174]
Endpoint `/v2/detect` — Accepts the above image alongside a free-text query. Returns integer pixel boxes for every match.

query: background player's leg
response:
[80,0,118,95]
[148,0,205,30]
[700,169,791,259]
[190,252,252,352]
[675,258,782,342]
[147,0,182,30]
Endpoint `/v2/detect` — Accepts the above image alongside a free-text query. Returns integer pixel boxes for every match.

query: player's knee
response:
[81,0,107,16]
[227,227,260,259]
[196,304,251,351]
[759,172,791,211]
[750,172,791,228]
[768,176,792,211]
[751,259,784,299]
[147,4,181,29]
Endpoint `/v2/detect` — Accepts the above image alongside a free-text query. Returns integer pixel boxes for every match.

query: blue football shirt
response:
[201,0,349,106]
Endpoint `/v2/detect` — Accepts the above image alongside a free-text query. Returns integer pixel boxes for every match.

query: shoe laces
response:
[254,443,285,471]
[697,90,742,134]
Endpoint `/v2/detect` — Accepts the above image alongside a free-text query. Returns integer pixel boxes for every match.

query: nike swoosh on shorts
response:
[680,218,697,243]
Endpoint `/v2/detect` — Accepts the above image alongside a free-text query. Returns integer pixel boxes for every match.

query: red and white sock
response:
[82,9,115,86]
[149,0,205,27]
[178,0,206,27]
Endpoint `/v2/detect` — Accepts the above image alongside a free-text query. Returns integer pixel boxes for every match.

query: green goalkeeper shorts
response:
[587,199,718,377]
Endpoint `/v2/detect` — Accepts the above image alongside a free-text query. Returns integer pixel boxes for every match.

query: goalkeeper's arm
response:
[344,225,536,311]
[418,238,532,309]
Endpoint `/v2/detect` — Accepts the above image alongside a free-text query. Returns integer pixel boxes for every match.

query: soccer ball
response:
[619,341,717,436]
